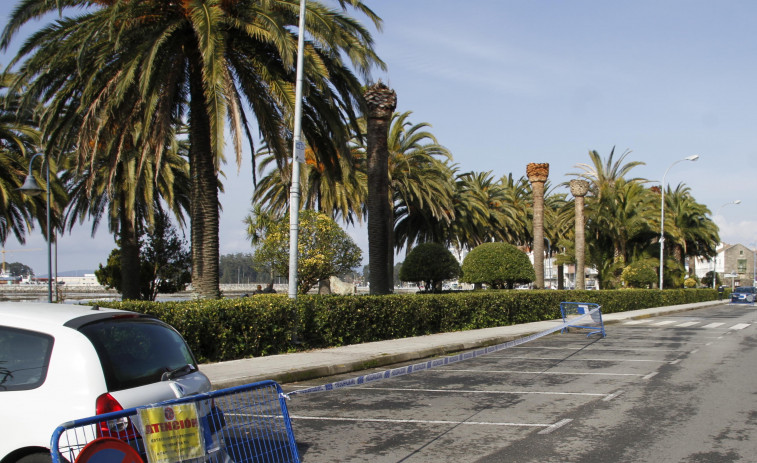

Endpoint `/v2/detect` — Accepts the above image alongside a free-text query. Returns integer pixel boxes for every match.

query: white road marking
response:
[624,320,652,325]
[290,415,552,428]
[643,372,658,380]
[538,419,573,434]
[442,369,644,377]
[602,390,624,401]
[652,320,677,326]
[490,356,667,363]
[702,323,725,329]
[729,323,750,330]
[675,321,700,327]
[365,387,606,397]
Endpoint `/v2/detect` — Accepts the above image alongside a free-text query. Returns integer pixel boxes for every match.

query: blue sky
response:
[2,1,756,275]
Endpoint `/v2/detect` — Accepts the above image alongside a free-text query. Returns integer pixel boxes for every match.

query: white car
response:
[0,302,214,463]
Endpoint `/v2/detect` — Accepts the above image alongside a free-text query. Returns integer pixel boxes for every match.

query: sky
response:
[2,0,757,276]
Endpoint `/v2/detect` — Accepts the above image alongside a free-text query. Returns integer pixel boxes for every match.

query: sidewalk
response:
[200,300,724,389]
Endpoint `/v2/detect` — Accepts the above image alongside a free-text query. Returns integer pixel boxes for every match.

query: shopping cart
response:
[51,380,299,463]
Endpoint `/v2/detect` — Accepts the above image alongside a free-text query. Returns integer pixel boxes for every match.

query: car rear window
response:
[78,318,197,392]
[0,327,54,391]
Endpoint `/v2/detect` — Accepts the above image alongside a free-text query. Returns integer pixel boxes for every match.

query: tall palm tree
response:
[663,183,718,285]
[3,0,384,298]
[364,81,396,295]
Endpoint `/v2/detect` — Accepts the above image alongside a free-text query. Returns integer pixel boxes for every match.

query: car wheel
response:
[17,453,52,463]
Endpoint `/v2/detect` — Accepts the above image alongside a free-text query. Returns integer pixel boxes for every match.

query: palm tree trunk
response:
[119,201,141,300]
[364,82,397,295]
[527,163,549,289]
[570,180,589,290]
[188,59,221,299]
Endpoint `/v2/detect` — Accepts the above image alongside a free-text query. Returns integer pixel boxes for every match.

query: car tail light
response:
[95,393,138,440]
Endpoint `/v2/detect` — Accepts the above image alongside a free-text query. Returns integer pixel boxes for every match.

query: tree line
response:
[0,1,717,299]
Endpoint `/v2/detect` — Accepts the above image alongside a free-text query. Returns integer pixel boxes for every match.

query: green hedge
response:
[98,288,716,363]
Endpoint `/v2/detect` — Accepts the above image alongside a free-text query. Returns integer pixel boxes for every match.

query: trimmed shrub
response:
[461,242,535,289]
[100,288,717,363]
[399,242,460,291]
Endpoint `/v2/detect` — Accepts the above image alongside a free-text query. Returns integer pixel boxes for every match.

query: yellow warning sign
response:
[138,403,205,463]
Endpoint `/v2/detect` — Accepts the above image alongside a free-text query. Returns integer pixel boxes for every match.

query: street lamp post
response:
[712,200,741,289]
[659,155,699,290]
[19,153,52,303]
[287,0,307,299]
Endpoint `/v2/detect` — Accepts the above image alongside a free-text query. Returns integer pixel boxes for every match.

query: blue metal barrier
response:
[51,380,299,463]
[560,302,606,338]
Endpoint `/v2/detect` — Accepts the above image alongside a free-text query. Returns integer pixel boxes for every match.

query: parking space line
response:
[441,369,645,377]
[364,387,607,397]
[602,390,624,401]
[513,346,684,352]
[485,356,668,363]
[643,372,658,380]
[289,415,553,428]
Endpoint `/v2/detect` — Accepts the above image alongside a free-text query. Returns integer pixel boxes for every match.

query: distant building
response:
[694,243,756,288]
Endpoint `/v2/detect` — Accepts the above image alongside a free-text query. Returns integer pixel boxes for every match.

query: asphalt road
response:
[280,303,757,462]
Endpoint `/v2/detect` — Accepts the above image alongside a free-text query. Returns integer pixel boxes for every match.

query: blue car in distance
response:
[730,286,756,304]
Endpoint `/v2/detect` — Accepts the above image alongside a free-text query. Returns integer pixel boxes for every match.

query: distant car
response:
[730,286,756,304]
[0,303,216,463]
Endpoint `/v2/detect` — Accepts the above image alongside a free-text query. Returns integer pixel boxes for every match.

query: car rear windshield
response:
[0,327,54,391]
[735,287,756,293]
[78,318,197,392]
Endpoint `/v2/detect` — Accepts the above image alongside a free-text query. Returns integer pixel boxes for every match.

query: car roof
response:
[0,302,142,331]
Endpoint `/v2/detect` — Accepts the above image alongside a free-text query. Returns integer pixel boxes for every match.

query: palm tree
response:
[3,0,384,299]
[0,72,39,244]
[383,111,453,271]
[364,81,396,295]
[662,183,718,286]
[63,132,190,299]
[253,143,366,225]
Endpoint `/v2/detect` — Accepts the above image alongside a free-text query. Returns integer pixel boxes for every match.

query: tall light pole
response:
[19,153,52,303]
[287,0,307,299]
[712,200,741,289]
[659,155,699,290]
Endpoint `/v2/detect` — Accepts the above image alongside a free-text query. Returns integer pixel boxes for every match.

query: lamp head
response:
[19,175,44,197]
[686,155,699,161]
[734,200,742,204]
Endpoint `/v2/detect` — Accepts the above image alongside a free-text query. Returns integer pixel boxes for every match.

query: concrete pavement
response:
[200,300,725,389]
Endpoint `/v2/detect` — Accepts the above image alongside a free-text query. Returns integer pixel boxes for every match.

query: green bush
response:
[461,242,535,289]
[399,242,460,291]
[98,288,717,363]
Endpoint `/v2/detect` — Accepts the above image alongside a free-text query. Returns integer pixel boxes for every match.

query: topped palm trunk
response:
[365,82,397,295]
[527,163,549,289]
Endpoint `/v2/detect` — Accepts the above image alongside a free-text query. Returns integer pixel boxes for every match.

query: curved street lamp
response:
[711,200,741,289]
[659,155,699,290]
[18,153,53,303]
